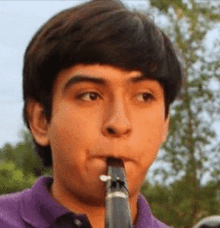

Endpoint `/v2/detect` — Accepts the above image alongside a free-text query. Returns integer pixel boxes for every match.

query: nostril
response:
[107,127,115,134]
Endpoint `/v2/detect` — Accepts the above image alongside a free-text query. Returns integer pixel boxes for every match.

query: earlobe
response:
[26,100,50,146]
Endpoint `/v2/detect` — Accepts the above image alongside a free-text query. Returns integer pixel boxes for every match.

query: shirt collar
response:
[134,194,153,227]
[20,176,154,228]
[21,176,70,228]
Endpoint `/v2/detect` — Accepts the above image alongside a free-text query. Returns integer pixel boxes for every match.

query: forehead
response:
[54,64,163,89]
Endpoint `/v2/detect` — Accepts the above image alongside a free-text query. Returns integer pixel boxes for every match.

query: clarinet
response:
[100,157,132,228]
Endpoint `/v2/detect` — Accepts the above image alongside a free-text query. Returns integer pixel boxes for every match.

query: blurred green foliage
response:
[0,161,35,194]
[141,181,220,228]
[0,129,52,194]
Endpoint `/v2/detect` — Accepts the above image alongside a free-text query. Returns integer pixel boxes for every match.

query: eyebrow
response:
[63,74,150,91]
[64,75,107,91]
[129,75,150,83]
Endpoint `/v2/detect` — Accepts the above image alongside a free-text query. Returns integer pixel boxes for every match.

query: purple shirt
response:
[0,176,171,228]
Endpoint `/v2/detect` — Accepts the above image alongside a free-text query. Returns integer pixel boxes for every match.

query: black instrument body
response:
[105,158,132,228]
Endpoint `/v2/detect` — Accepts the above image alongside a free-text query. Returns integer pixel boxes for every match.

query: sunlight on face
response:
[46,64,169,205]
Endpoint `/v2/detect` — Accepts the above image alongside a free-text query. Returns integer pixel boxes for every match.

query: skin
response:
[28,64,169,228]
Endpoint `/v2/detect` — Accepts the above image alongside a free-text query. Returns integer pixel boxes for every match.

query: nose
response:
[102,100,132,138]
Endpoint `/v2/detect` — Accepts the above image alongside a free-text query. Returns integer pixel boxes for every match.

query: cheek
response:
[48,105,99,162]
[127,115,166,191]
[133,113,165,156]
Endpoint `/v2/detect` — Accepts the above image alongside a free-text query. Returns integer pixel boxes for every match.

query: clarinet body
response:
[101,157,132,228]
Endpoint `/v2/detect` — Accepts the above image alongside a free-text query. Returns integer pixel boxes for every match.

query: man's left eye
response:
[136,93,154,102]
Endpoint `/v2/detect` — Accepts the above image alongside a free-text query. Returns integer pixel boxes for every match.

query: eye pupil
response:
[143,93,150,100]
[137,93,153,102]
[90,93,97,100]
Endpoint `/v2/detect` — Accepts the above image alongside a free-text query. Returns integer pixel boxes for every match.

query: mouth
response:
[92,155,133,164]
[88,155,135,184]
[90,155,134,177]
[106,157,125,167]
[99,157,127,181]
[99,157,124,182]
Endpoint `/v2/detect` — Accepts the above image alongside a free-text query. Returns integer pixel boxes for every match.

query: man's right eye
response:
[76,92,101,101]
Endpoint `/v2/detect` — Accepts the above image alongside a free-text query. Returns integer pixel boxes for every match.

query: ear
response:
[162,115,170,143]
[26,100,50,146]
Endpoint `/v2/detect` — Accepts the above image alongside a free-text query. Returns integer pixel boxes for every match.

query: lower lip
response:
[89,157,108,174]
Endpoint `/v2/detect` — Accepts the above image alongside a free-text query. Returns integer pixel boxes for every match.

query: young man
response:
[0,0,183,227]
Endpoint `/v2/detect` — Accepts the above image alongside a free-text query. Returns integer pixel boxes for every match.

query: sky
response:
[0,0,219,151]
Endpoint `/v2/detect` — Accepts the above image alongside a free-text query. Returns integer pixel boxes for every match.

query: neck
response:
[89,193,139,228]
[50,183,139,228]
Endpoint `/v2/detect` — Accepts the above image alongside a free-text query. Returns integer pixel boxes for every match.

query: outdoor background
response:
[0,1,220,227]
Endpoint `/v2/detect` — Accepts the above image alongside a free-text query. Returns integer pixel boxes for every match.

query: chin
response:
[77,191,106,207]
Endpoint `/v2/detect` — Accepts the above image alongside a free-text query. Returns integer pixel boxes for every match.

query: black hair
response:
[23,0,183,167]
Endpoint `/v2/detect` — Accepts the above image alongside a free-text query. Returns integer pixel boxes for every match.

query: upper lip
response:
[89,143,135,162]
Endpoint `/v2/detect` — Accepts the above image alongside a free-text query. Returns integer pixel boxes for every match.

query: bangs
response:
[33,10,166,87]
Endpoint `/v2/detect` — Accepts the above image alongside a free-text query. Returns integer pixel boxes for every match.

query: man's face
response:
[37,64,169,204]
